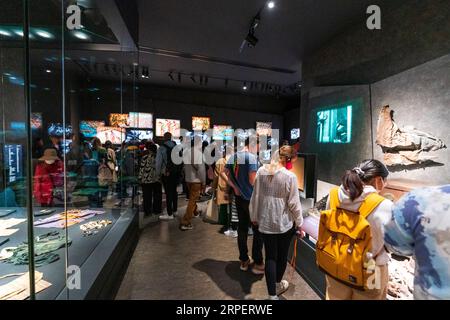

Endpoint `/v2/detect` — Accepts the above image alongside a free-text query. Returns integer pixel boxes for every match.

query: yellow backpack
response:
[316,187,385,290]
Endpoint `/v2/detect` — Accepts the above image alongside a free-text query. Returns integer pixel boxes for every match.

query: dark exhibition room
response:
[0,0,449,305]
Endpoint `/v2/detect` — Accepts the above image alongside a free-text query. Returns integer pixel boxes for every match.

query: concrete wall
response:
[302,85,372,185]
[371,54,450,185]
[300,0,450,186]
[303,0,450,87]
[301,54,449,186]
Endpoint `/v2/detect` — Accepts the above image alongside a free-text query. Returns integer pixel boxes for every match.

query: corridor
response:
[116,206,320,300]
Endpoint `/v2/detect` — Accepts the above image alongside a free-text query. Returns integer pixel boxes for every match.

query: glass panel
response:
[60,3,139,300]
[28,0,67,300]
[1,0,138,300]
[0,0,34,301]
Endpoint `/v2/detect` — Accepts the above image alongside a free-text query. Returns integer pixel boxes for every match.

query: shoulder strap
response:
[329,187,340,210]
[359,193,385,219]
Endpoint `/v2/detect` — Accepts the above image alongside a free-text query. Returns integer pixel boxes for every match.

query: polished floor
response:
[116,201,320,300]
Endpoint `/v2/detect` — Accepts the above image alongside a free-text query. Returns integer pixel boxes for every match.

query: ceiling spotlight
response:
[243,82,248,91]
[267,1,275,9]
[14,29,24,37]
[169,72,175,81]
[0,29,12,37]
[73,31,89,40]
[36,30,54,39]
[45,69,52,73]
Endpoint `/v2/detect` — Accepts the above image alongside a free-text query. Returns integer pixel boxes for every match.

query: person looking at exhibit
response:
[156,132,181,220]
[213,143,234,231]
[222,136,264,274]
[33,148,64,207]
[384,185,450,300]
[320,159,392,300]
[139,142,162,217]
[179,137,206,231]
[250,145,304,300]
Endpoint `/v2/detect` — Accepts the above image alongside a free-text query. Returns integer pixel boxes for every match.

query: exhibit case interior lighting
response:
[0,0,139,300]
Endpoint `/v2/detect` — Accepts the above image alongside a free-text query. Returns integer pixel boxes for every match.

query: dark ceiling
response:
[137,0,401,96]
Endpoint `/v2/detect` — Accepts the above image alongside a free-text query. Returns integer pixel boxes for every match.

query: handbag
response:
[204,192,219,224]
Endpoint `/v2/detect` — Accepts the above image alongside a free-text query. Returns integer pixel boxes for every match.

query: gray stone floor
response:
[116,203,320,300]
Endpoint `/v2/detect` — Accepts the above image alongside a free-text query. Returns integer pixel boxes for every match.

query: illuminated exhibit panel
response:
[125,129,154,142]
[79,121,105,138]
[156,119,181,137]
[291,128,300,140]
[192,117,210,131]
[213,125,233,141]
[31,113,43,131]
[128,112,153,129]
[317,105,352,143]
[256,122,272,136]
[109,113,129,128]
[3,144,23,183]
[47,123,73,138]
[96,126,125,144]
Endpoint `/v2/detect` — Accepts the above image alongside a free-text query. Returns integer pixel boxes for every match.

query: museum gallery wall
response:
[301,54,449,186]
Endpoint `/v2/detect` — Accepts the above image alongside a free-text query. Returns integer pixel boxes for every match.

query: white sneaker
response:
[231,230,238,238]
[268,295,279,300]
[276,280,289,296]
[159,214,174,221]
[224,229,233,237]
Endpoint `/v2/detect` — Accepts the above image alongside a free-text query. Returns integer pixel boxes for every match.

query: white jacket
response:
[250,166,303,234]
[326,185,393,266]
[182,147,206,184]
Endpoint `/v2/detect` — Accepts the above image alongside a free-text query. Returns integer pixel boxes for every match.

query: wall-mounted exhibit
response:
[376,105,446,167]
[213,125,233,141]
[155,119,181,137]
[256,122,272,136]
[109,113,130,128]
[128,112,153,129]
[316,104,352,144]
[192,117,211,131]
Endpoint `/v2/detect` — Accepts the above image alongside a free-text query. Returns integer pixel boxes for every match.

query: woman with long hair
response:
[250,146,304,300]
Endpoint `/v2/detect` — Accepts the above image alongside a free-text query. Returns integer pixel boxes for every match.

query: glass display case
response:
[1,0,139,300]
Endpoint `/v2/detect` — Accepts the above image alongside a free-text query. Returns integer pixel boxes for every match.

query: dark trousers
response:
[262,229,295,296]
[142,182,162,215]
[162,174,179,215]
[235,195,264,265]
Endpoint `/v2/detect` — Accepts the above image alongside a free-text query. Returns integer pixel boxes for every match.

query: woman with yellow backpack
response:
[316,159,393,300]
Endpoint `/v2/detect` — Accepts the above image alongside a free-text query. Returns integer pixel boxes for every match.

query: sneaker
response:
[251,263,265,275]
[230,230,238,238]
[276,280,289,295]
[248,227,254,236]
[159,214,174,221]
[179,224,194,231]
[240,258,253,272]
[268,295,279,300]
[224,229,233,237]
